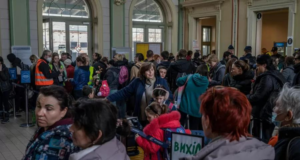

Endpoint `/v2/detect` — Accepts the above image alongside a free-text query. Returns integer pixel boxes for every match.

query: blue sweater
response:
[176,74,209,117]
[107,77,172,118]
[72,66,90,91]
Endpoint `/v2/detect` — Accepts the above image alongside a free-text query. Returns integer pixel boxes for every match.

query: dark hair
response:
[39,85,73,118]
[94,53,102,61]
[41,50,51,59]
[161,51,169,60]
[294,51,300,59]
[178,49,187,58]
[225,58,237,74]
[108,59,115,66]
[194,52,200,59]
[212,50,216,54]
[147,50,154,58]
[196,64,209,78]
[233,60,250,73]
[61,52,68,57]
[52,52,60,63]
[257,55,275,70]
[76,55,87,65]
[82,85,93,97]
[138,62,156,82]
[157,66,167,71]
[72,100,131,145]
[0,56,3,64]
[135,53,145,61]
[153,86,167,97]
[101,57,108,64]
[285,56,294,66]
[223,51,231,59]
[187,50,193,56]
[145,102,168,116]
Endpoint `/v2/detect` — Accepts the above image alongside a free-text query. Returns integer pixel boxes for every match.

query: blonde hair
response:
[29,54,39,63]
[207,54,218,63]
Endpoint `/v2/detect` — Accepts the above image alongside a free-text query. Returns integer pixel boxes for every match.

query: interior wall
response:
[261,11,288,52]
[199,17,216,52]
[0,0,11,66]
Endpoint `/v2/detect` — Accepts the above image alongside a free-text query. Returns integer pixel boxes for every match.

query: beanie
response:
[64,59,72,66]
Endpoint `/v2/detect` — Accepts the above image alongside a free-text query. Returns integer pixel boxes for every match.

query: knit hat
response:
[244,46,252,51]
[228,45,234,50]
[7,53,16,63]
[64,59,72,66]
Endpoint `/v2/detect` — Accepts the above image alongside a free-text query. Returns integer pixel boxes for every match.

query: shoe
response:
[1,117,9,124]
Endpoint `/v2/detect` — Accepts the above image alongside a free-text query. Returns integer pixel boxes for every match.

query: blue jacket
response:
[177,74,209,117]
[23,118,79,160]
[72,66,90,91]
[107,77,172,118]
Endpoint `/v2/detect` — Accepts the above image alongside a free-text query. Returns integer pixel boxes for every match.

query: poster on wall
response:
[149,44,162,55]
[193,40,199,51]
[11,46,32,66]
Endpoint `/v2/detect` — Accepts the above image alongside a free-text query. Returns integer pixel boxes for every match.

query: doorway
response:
[198,17,216,56]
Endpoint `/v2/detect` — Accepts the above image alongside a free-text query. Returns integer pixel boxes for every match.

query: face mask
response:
[272,112,283,127]
[47,57,52,63]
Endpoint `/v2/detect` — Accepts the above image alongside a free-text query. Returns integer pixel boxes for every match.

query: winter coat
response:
[107,77,172,119]
[222,73,234,87]
[230,70,254,95]
[274,126,300,160]
[282,65,295,85]
[292,63,300,86]
[184,137,275,160]
[240,53,256,69]
[49,61,67,85]
[176,74,209,118]
[247,70,286,121]
[209,62,225,87]
[136,111,191,160]
[69,137,129,160]
[167,59,196,93]
[130,62,143,80]
[65,65,75,93]
[23,118,79,160]
[104,67,120,90]
[0,64,11,93]
[93,61,107,80]
[72,66,90,91]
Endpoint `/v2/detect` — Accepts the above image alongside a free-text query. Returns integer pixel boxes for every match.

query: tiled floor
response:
[0,113,36,160]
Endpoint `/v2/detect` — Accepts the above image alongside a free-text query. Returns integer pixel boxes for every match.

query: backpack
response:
[119,66,129,85]
[99,80,110,97]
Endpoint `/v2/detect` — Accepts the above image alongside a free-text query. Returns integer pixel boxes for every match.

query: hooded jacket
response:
[292,63,300,86]
[230,70,254,95]
[69,137,130,160]
[72,66,90,91]
[282,65,295,85]
[184,137,275,160]
[23,118,79,160]
[136,111,191,160]
[167,59,196,93]
[176,74,209,118]
[209,62,225,87]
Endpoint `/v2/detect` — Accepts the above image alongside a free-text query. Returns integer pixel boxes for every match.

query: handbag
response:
[173,74,192,109]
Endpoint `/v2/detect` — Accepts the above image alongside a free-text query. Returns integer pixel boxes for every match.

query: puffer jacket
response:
[292,63,300,86]
[72,66,90,91]
[209,62,225,87]
[282,65,295,85]
[184,137,274,160]
[22,118,79,160]
[230,70,254,95]
[136,111,191,160]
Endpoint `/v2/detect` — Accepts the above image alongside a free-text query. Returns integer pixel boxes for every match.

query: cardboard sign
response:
[171,132,204,159]
[21,70,31,84]
[9,68,17,80]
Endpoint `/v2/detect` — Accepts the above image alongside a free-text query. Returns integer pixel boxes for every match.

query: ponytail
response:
[145,102,168,116]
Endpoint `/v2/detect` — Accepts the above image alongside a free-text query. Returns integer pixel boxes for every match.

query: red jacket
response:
[136,111,191,160]
[65,65,75,93]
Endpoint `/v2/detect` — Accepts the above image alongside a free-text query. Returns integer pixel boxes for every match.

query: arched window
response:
[42,0,91,60]
[132,0,165,47]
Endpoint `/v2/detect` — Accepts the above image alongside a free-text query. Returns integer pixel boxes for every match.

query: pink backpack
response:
[100,80,110,97]
[119,66,129,85]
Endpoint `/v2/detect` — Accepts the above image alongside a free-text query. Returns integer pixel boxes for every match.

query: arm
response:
[136,130,164,154]
[176,75,188,87]
[39,62,60,79]
[247,76,273,104]
[107,79,137,102]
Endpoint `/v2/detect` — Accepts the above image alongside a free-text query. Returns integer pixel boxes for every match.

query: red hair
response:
[200,87,252,141]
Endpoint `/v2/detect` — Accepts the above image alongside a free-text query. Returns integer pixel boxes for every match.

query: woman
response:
[222,58,237,86]
[71,56,90,100]
[267,85,300,160]
[92,52,102,65]
[0,56,11,123]
[135,102,190,160]
[23,85,79,160]
[229,60,254,95]
[107,62,172,125]
[29,54,39,71]
[64,59,75,94]
[176,64,209,130]
[69,100,130,160]
[184,87,275,160]
[49,53,67,86]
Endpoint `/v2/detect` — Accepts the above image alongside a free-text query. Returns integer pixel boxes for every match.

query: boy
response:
[80,85,94,100]
[157,66,167,79]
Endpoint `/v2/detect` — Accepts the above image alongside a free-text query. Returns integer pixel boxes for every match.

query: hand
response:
[135,134,140,140]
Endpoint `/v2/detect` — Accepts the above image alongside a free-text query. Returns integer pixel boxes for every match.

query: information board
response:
[9,68,17,80]
[135,42,163,59]
[171,132,204,160]
[11,46,32,66]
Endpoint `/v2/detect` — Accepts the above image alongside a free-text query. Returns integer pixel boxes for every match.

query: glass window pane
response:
[43,22,50,50]
[52,22,66,55]
[43,0,89,18]
[202,27,211,42]
[70,25,88,56]
[148,28,162,42]
[133,0,163,22]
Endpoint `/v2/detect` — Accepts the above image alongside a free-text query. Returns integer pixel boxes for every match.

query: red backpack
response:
[99,80,110,97]
[119,66,129,85]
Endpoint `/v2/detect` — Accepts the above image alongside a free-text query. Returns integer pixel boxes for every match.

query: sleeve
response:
[107,79,136,102]
[136,130,164,154]
[288,139,300,160]
[39,62,60,79]
[281,69,290,82]
[210,67,225,86]
[176,75,188,87]
[0,68,9,81]
[247,76,273,104]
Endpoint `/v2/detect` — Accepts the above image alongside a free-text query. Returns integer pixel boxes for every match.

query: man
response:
[240,46,256,69]
[247,55,285,142]
[271,47,282,59]
[281,56,295,84]
[207,54,225,87]
[228,45,238,59]
[167,49,195,93]
[220,51,231,65]
[35,50,63,89]
[130,53,144,80]
[60,53,68,63]
[157,51,171,69]
[144,50,156,65]
[293,51,300,86]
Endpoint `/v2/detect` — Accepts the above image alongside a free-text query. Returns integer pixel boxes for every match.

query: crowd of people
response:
[0,44,300,160]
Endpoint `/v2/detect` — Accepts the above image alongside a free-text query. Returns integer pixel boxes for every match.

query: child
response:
[157,66,167,79]
[80,85,94,100]
[152,86,174,111]
[135,102,190,160]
